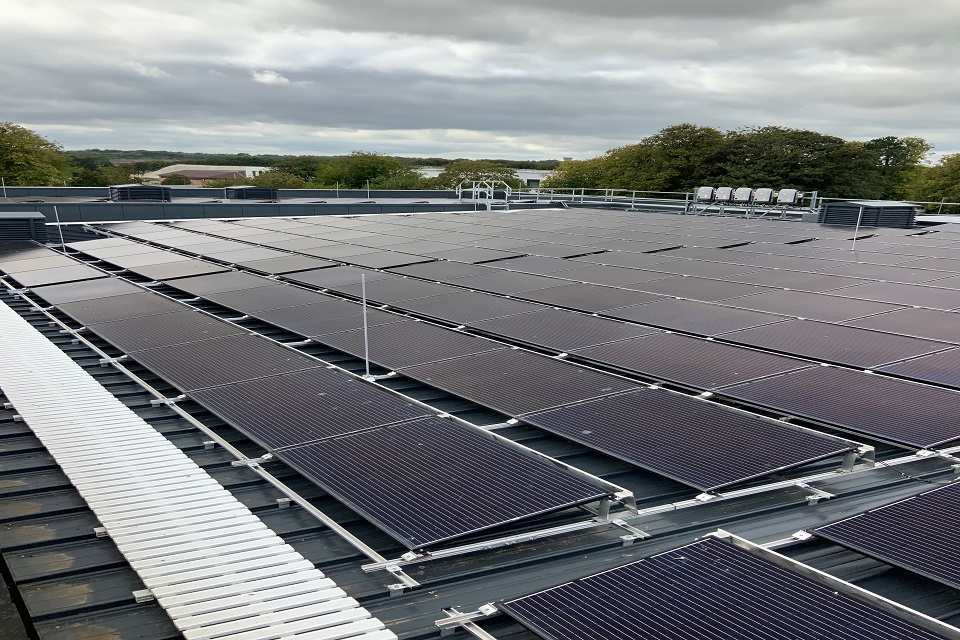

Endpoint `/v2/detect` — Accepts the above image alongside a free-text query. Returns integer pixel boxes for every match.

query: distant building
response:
[142,164,270,185]
[414,167,552,188]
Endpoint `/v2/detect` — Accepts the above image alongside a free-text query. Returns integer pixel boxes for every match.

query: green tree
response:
[603,124,725,192]
[423,160,522,189]
[71,163,137,187]
[312,151,419,189]
[541,157,605,189]
[915,154,960,213]
[268,156,328,182]
[0,122,73,185]
[250,171,306,189]
[161,173,192,185]
[863,136,932,199]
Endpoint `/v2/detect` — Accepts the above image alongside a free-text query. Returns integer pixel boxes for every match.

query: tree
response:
[268,156,328,182]
[915,154,960,213]
[0,122,72,185]
[541,157,605,189]
[161,173,192,185]
[603,124,725,192]
[71,163,137,187]
[312,151,419,189]
[423,160,522,189]
[863,136,932,199]
[250,171,306,189]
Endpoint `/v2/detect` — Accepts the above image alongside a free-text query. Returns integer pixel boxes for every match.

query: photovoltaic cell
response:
[162,270,273,296]
[333,277,459,303]
[277,416,610,549]
[844,308,960,344]
[724,270,870,293]
[399,349,638,416]
[338,251,435,270]
[605,299,788,336]
[717,366,960,448]
[387,260,496,280]
[188,368,431,450]
[724,289,904,322]
[251,300,406,337]
[574,333,812,389]
[7,264,107,287]
[720,319,950,368]
[500,536,949,640]
[204,284,328,313]
[454,271,565,295]
[470,309,658,352]
[522,388,853,491]
[56,292,186,325]
[316,320,508,369]
[429,247,526,263]
[821,262,951,284]
[827,281,960,310]
[84,310,246,352]
[555,264,672,287]
[396,291,544,323]
[488,256,583,274]
[631,276,771,302]
[877,348,960,389]
[129,333,323,391]
[284,266,396,289]
[31,278,143,305]
[519,283,667,313]
[133,260,229,281]
[239,255,337,274]
[816,481,960,591]
[645,259,758,279]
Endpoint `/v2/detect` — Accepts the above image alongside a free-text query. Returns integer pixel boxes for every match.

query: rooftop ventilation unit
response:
[819,200,919,228]
[0,212,49,242]
[108,184,172,202]
[225,186,279,200]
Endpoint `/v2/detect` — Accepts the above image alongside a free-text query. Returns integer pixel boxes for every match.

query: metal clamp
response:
[231,453,274,468]
[437,605,499,638]
[797,482,834,505]
[99,355,130,367]
[150,394,187,406]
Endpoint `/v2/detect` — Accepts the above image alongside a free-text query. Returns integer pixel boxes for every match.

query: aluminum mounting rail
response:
[0,297,396,640]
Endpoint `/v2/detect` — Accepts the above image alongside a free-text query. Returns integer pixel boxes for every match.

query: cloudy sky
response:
[2,0,958,159]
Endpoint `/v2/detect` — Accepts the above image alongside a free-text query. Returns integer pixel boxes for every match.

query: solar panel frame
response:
[500,536,950,640]
[277,416,611,549]
[573,333,814,389]
[717,366,960,448]
[399,349,638,416]
[815,481,960,591]
[522,388,854,491]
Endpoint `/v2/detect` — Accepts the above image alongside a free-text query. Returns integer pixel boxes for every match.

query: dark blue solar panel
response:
[277,416,610,549]
[501,536,950,640]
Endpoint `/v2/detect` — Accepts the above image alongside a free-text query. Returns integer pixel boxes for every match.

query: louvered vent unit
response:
[0,212,49,242]
[225,186,278,200]
[108,184,172,202]
[819,200,918,228]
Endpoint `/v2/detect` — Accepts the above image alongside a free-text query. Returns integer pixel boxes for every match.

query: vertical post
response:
[851,206,864,251]
[53,206,66,247]
[367,179,370,199]
[1,177,6,199]
[361,273,371,380]
[336,182,339,199]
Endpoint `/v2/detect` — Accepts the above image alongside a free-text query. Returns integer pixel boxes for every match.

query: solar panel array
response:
[500,536,950,640]
[815,481,960,591]
[49,209,960,489]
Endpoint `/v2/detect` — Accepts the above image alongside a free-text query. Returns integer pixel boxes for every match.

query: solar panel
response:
[31,278,143,305]
[430,247,527,263]
[844,308,960,344]
[574,333,812,389]
[387,260,495,280]
[877,348,960,389]
[205,247,290,263]
[396,291,543,323]
[821,262,951,284]
[188,368,431,450]
[523,388,852,491]
[645,259,759,279]
[571,252,680,269]
[132,259,229,281]
[56,292,186,325]
[519,283,667,313]
[717,366,960,448]
[338,251,434,270]
[488,256,583,274]
[470,309,658,352]
[0,254,81,272]
[128,334,323,392]
[605,299,788,336]
[827,282,960,310]
[725,289,904,322]
[333,277,459,303]
[502,536,947,640]
[251,300,407,337]
[724,270,870,292]
[455,271,565,295]
[553,264,672,287]
[277,416,610,549]
[399,349,638,416]
[284,266,396,289]
[510,243,601,258]
[720,320,950,368]
[204,284,328,313]
[162,270,273,296]
[316,320,508,369]
[84,310,246,352]
[816,481,960,590]
[631,276,771,302]
[7,264,107,287]
[239,254,337,274]
[101,251,190,268]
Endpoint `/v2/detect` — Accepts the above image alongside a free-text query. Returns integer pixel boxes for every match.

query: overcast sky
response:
[3,0,958,160]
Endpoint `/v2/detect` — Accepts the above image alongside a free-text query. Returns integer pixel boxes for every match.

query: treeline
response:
[543,124,953,204]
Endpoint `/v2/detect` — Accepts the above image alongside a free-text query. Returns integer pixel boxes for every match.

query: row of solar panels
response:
[80,222,960,452]
[502,479,960,640]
